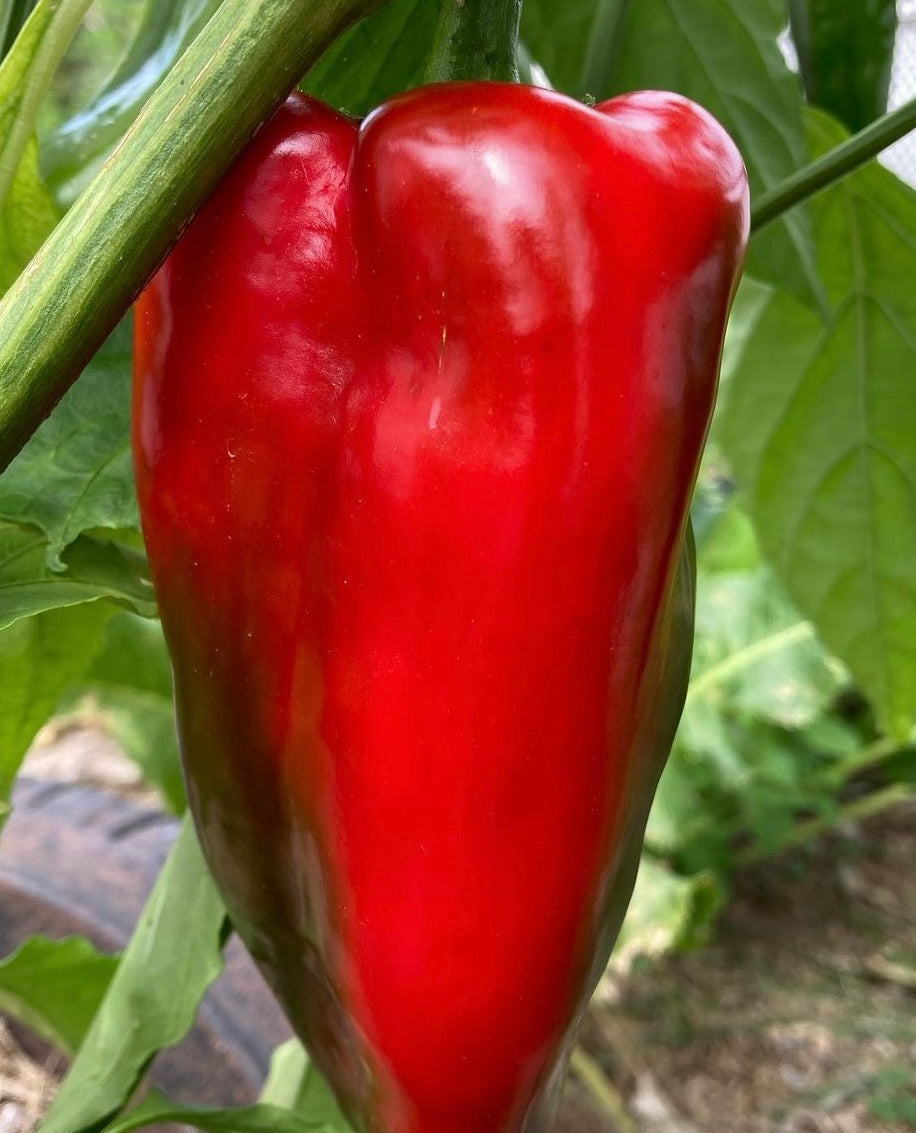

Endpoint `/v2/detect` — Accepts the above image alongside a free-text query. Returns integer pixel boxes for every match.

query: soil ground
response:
[6,729,915,1133]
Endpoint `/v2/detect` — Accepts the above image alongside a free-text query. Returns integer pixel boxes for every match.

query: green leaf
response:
[42,0,223,203]
[0,1,38,61]
[260,1040,310,1109]
[260,1041,352,1131]
[717,110,916,738]
[82,612,184,812]
[0,0,54,158]
[0,520,155,631]
[39,817,227,1133]
[688,568,843,729]
[650,511,857,873]
[0,132,56,291]
[790,0,897,133]
[519,0,592,93]
[302,0,436,117]
[644,751,717,862]
[0,317,137,565]
[0,0,61,291]
[696,500,761,575]
[0,935,118,1055]
[613,857,722,968]
[103,1102,331,1133]
[0,600,109,814]
[718,276,774,402]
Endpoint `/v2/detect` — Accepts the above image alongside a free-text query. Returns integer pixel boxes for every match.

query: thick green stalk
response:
[424,0,521,85]
[752,95,916,232]
[578,0,633,100]
[0,0,384,472]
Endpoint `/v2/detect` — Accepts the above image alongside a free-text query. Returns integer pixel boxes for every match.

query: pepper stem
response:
[423,0,521,85]
[751,94,916,231]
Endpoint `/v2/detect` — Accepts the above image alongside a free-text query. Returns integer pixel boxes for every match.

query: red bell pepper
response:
[134,82,748,1133]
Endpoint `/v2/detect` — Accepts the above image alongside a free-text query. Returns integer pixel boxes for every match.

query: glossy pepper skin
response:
[134,83,748,1133]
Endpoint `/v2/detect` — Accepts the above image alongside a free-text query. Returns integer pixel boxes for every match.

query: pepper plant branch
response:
[423,0,521,85]
[0,0,94,212]
[838,736,913,781]
[0,0,385,473]
[578,0,634,100]
[751,95,916,231]
[735,782,916,866]
[685,621,814,704]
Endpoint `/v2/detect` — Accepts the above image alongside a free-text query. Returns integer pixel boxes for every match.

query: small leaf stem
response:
[736,782,915,866]
[752,95,916,231]
[578,0,633,100]
[838,736,912,781]
[570,1046,639,1133]
[685,622,814,704]
[423,0,521,85]
[0,0,94,213]
[0,0,384,472]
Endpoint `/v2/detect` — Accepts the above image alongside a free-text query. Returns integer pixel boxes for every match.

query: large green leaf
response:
[0,935,118,1055]
[519,0,593,94]
[790,0,897,132]
[302,0,435,117]
[39,817,227,1133]
[0,520,154,631]
[717,110,916,738]
[42,0,224,203]
[0,599,109,814]
[0,318,137,565]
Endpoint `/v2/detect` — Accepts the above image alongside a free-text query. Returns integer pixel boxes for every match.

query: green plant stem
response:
[838,736,912,780]
[570,1047,638,1133]
[685,622,814,704]
[0,0,93,212]
[0,0,384,472]
[752,95,916,231]
[578,0,633,99]
[736,782,916,866]
[423,0,521,84]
